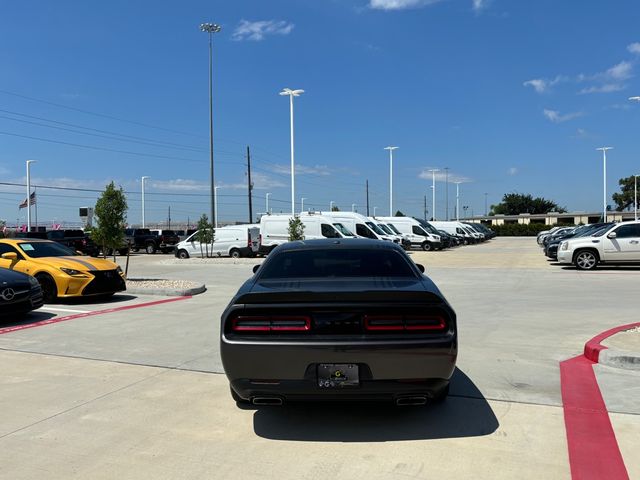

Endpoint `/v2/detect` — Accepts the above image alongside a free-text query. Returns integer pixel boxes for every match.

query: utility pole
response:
[168,206,171,229]
[247,146,253,223]
[424,195,427,220]
[366,180,370,216]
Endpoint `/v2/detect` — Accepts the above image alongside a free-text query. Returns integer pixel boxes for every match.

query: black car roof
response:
[274,238,404,252]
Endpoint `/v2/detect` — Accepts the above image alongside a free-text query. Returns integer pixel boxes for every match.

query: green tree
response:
[288,216,305,241]
[612,176,638,211]
[331,205,340,211]
[89,182,128,260]
[394,210,405,217]
[0,220,5,238]
[490,193,566,215]
[194,214,214,258]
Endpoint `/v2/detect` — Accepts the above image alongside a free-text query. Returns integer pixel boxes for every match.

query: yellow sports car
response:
[0,238,126,303]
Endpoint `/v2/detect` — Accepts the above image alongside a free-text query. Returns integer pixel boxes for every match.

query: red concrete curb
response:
[583,322,640,363]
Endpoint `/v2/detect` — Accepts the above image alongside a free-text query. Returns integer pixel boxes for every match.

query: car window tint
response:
[259,249,417,279]
[355,224,375,239]
[613,225,636,238]
[17,242,77,258]
[321,224,340,238]
[0,243,22,257]
[412,226,425,235]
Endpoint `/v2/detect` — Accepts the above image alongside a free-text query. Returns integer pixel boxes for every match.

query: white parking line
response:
[40,307,92,314]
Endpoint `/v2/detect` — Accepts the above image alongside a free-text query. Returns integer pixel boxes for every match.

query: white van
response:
[377,216,442,251]
[310,211,387,242]
[175,224,260,259]
[429,221,476,245]
[259,214,344,254]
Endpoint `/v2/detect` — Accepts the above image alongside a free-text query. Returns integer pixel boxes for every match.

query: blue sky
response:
[1,0,640,227]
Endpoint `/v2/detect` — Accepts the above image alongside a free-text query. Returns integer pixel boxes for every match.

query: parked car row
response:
[539,220,640,270]
[174,212,495,260]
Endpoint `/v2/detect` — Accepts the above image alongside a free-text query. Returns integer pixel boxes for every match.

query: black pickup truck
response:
[47,229,98,256]
[124,228,179,254]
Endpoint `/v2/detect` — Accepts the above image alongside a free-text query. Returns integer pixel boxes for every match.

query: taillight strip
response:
[232,315,311,332]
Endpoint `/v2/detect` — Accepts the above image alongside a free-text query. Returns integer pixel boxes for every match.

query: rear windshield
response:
[258,248,417,279]
[18,242,77,257]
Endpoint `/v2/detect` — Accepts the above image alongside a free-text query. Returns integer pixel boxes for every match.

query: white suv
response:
[557,221,640,270]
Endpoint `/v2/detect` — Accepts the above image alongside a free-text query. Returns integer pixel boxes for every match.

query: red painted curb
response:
[560,355,629,480]
[0,296,191,335]
[583,322,640,363]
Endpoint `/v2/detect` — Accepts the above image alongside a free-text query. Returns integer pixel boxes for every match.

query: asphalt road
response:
[0,238,638,479]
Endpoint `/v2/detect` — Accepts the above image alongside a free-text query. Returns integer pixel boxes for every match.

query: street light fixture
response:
[200,22,222,232]
[266,193,271,215]
[596,147,613,222]
[384,146,398,216]
[26,160,36,232]
[427,169,439,220]
[352,203,357,212]
[141,176,150,228]
[329,200,335,211]
[374,206,378,216]
[280,88,304,215]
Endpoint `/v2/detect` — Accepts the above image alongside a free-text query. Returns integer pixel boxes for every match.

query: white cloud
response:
[472,0,489,12]
[418,170,472,183]
[543,109,584,123]
[149,179,207,191]
[250,172,286,190]
[508,167,518,176]
[579,84,626,95]
[627,42,640,55]
[605,60,633,80]
[523,75,567,94]
[368,0,443,10]
[232,20,294,42]
[272,163,331,176]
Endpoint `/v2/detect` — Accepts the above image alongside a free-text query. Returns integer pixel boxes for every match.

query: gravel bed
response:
[126,278,202,290]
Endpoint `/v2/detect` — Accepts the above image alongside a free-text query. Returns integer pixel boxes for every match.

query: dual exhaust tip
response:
[250,395,428,406]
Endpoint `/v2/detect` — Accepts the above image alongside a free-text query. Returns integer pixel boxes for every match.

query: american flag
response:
[19,192,36,209]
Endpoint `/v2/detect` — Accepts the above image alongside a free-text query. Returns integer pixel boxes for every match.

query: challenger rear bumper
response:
[221,337,456,401]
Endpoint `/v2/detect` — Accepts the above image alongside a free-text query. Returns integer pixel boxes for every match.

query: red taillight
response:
[232,315,311,332]
[363,314,446,332]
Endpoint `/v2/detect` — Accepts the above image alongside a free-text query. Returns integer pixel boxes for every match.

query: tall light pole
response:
[266,193,271,215]
[352,203,357,212]
[444,167,449,219]
[484,192,488,216]
[26,160,36,232]
[384,146,398,216]
[455,181,462,221]
[427,169,439,221]
[635,175,639,221]
[596,147,613,222]
[280,88,304,215]
[214,186,221,228]
[200,23,221,230]
[330,200,335,211]
[141,176,150,228]
[374,206,378,216]
[301,197,306,213]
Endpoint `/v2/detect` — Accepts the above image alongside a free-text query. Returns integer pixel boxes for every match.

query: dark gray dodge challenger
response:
[220,238,457,406]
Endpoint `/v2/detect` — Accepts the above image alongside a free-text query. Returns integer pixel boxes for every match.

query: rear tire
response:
[35,273,57,303]
[177,249,189,259]
[421,242,432,251]
[145,243,156,254]
[230,249,241,259]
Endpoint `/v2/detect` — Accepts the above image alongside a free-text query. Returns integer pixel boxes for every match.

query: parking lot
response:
[1,238,638,479]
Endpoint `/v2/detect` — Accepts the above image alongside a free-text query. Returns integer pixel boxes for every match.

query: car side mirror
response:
[607,232,617,239]
[416,264,425,273]
[252,264,261,274]
[1,252,18,261]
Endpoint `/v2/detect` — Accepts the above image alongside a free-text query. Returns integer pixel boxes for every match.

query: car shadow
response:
[0,310,56,328]
[559,265,640,272]
[252,368,498,442]
[58,294,138,306]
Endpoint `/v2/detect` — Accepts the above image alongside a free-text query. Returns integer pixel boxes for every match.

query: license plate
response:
[317,364,359,388]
